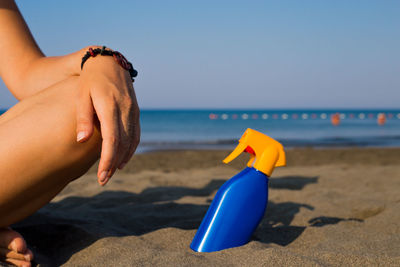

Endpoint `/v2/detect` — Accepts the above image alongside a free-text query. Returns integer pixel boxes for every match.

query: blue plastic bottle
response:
[190,128,286,252]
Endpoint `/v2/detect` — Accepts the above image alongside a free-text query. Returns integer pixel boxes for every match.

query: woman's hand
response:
[76,55,140,186]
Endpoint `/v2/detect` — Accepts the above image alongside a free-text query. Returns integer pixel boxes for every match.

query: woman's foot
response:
[0,228,33,267]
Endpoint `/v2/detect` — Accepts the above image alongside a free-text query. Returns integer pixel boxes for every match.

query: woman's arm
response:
[15,47,99,99]
[0,0,44,99]
[0,0,140,185]
[0,0,83,100]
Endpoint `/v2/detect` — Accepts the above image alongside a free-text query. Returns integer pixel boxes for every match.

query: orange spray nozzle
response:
[223,128,286,176]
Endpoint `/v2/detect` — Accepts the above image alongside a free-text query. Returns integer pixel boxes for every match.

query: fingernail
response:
[24,254,31,261]
[119,162,127,170]
[77,131,86,142]
[99,171,108,182]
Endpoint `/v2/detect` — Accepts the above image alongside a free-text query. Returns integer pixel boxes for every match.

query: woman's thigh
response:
[0,77,102,227]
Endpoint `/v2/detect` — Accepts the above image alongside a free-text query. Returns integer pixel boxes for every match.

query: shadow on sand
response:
[11,175,361,266]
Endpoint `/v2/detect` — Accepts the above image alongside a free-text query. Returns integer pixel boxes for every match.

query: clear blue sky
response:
[0,0,399,109]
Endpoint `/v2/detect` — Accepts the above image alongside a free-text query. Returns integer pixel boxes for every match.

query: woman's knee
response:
[50,77,103,176]
[23,76,103,178]
[0,77,104,226]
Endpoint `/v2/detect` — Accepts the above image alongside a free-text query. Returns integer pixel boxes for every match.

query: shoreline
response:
[136,137,400,153]
[87,146,400,175]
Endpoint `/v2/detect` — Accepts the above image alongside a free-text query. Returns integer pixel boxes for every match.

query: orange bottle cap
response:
[223,128,286,176]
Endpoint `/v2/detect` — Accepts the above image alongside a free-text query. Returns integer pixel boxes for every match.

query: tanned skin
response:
[0,1,140,266]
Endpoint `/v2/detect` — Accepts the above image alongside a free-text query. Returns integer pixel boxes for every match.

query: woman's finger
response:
[120,113,140,169]
[116,103,140,169]
[119,87,140,168]
[115,101,135,169]
[92,97,120,185]
[76,85,94,143]
[0,248,28,261]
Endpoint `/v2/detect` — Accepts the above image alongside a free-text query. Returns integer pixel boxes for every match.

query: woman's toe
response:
[0,227,33,266]
[24,248,33,261]
[4,257,31,267]
[0,228,27,253]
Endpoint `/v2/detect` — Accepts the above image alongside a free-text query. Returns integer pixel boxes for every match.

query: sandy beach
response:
[8,148,400,266]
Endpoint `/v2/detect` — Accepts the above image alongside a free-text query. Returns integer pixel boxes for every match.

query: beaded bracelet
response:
[81,46,138,82]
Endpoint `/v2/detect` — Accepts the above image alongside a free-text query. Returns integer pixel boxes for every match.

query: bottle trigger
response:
[244,146,255,155]
[223,128,286,176]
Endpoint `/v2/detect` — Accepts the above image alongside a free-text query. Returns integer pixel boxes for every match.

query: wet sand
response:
[9,148,400,266]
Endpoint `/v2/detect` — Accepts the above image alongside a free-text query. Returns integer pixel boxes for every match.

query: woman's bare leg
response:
[0,76,103,266]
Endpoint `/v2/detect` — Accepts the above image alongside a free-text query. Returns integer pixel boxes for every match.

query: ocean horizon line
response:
[2,107,400,113]
[139,108,400,111]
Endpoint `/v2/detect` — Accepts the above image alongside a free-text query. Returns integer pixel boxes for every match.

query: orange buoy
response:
[331,113,340,126]
[209,113,218,120]
[377,113,386,126]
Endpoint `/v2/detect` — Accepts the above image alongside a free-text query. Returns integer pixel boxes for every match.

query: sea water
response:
[3,109,399,152]
[138,109,400,152]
